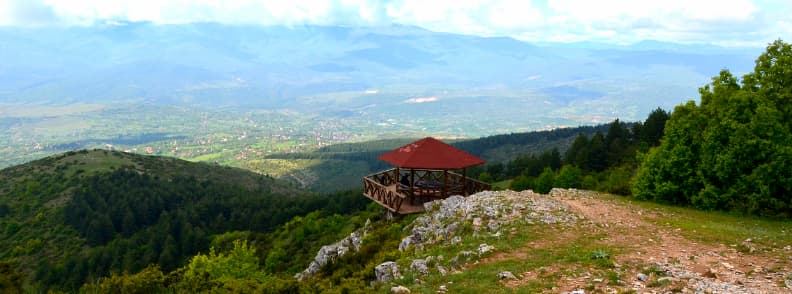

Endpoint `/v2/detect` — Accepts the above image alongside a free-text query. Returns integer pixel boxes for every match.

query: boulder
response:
[375,261,402,283]
[410,259,429,275]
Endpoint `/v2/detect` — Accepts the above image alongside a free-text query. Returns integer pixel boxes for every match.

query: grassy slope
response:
[307,190,791,293]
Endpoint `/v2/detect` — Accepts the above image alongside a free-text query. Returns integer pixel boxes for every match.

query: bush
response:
[509,175,533,191]
[534,168,555,194]
[555,165,582,189]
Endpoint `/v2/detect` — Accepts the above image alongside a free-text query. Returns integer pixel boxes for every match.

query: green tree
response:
[641,108,671,146]
[534,168,555,194]
[509,175,533,191]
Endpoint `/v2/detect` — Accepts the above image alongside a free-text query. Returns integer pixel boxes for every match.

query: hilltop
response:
[296,189,792,293]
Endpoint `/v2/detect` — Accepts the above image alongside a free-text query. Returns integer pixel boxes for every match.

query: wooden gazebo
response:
[362,137,491,214]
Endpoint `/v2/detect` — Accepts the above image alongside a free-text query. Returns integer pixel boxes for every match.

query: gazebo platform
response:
[363,168,491,214]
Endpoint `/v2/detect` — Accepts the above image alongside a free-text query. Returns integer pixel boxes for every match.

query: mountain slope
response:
[0,149,357,292]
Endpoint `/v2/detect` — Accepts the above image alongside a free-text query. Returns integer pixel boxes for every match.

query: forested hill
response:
[0,149,366,292]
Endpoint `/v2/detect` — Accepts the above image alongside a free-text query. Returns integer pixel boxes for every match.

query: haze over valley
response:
[0,23,763,171]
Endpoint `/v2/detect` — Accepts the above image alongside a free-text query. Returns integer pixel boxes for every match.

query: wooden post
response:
[410,169,415,197]
[394,167,399,186]
[463,168,468,196]
[443,169,448,198]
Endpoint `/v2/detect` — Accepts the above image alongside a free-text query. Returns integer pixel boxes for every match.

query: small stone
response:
[569,290,585,294]
[398,236,413,251]
[414,279,425,285]
[487,219,500,231]
[593,278,603,283]
[450,236,462,244]
[437,265,448,276]
[472,217,482,228]
[438,285,448,292]
[637,273,648,282]
[478,243,495,255]
[721,262,734,269]
[391,285,411,294]
[497,271,517,280]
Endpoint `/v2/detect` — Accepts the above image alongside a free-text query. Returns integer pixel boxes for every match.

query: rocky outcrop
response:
[296,219,370,280]
[400,190,577,252]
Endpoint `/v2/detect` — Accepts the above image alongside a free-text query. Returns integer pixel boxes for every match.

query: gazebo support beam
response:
[463,168,467,196]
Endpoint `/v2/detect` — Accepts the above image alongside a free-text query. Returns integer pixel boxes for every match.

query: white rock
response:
[410,259,429,275]
[478,243,495,255]
[375,261,402,283]
[437,265,448,276]
[636,273,648,282]
[497,271,517,280]
[391,285,411,294]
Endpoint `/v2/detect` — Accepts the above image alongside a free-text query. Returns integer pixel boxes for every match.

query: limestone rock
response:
[498,271,517,280]
[296,228,367,280]
[637,273,648,282]
[478,243,495,255]
[391,285,411,294]
[375,261,402,283]
[410,259,429,275]
[437,265,448,276]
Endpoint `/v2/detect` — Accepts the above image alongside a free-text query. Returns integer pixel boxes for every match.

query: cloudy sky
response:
[0,0,789,46]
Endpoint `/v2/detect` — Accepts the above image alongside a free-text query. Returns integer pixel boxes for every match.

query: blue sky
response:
[1,0,789,46]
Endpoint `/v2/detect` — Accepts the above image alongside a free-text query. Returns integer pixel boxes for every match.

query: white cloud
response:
[0,0,788,46]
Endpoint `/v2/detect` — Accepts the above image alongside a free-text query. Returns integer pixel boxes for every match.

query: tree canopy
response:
[633,40,792,217]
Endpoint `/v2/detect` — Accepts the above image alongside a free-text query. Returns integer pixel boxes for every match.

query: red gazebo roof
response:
[377,137,485,169]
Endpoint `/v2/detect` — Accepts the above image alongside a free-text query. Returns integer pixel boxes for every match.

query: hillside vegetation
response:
[0,150,368,292]
[75,189,792,293]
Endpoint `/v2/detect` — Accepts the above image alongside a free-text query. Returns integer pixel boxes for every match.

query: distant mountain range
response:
[0,23,762,123]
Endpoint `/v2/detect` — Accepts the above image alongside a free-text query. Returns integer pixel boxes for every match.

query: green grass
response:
[394,222,620,294]
[622,197,792,249]
[492,180,512,190]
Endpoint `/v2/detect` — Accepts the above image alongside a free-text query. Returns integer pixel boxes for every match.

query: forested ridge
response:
[0,150,369,292]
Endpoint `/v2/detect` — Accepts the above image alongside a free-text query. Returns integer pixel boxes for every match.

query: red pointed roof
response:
[377,137,485,169]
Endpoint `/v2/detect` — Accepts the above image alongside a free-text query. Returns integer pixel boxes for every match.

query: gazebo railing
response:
[363,168,491,213]
[362,175,404,212]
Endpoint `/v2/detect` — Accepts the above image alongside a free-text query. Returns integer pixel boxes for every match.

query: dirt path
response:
[551,189,790,293]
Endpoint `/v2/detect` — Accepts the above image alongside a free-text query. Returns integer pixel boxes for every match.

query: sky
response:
[0,0,789,46]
